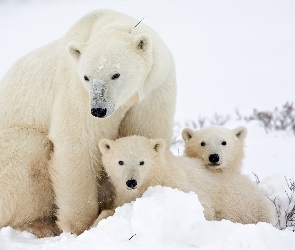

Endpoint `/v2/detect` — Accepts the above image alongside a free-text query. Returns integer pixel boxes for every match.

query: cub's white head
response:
[99,135,166,192]
[182,125,247,172]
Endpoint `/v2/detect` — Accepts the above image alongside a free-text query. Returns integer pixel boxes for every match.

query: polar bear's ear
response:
[67,42,84,61]
[182,128,195,143]
[134,34,152,52]
[152,139,166,153]
[99,138,114,155]
[232,126,248,141]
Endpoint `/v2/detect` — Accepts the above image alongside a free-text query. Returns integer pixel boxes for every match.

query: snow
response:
[2,187,295,250]
[0,0,295,249]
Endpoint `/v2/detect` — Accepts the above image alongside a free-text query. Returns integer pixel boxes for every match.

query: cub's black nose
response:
[126,179,137,189]
[91,108,107,118]
[209,153,220,163]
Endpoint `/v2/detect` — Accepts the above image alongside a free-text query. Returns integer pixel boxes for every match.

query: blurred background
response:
[0,0,294,122]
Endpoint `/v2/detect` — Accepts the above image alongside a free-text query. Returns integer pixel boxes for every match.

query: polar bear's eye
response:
[201,142,206,146]
[118,161,124,165]
[111,73,120,80]
[221,141,227,146]
[84,76,89,81]
[139,161,144,165]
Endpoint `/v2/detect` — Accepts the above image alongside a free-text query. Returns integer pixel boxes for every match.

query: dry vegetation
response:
[254,174,295,231]
[173,102,295,145]
[244,102,295,133]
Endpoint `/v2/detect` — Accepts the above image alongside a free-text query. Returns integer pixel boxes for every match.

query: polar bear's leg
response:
[0,127,54,230]
[48,136,99,235]
[92,209,115,227]
[16,217,61,238]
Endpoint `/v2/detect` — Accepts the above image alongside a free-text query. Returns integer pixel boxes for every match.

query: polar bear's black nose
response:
[126,179,137,189]
[91,108,107,118]
[209,153,220,163]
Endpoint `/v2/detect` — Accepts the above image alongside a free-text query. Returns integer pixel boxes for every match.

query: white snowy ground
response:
[0,0,295,249]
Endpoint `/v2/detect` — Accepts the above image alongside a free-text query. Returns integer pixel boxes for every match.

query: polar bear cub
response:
[182,125,276,224]
[182,125,248,173]
[92,135,214,226]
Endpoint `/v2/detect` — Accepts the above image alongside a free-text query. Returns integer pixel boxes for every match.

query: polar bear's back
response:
[0,40,65,130]
[213,173,275,224]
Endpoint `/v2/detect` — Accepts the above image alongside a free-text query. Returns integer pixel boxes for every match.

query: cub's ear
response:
[67,42,84,60]
[182,128,195,143]
[152,138,166,153]
[134,34,152,52]
[232,126,248,141]
[98,138,114,155]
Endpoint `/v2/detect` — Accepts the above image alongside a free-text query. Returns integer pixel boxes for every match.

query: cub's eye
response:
[201,142,206,146]
[118,161,124,165]
[111,73,120,80]
[221,141,227,146]
[139,161,144,165]
[84,76,89,81]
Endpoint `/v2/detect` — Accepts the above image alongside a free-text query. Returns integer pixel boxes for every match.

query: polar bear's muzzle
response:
[89,79,141,118]
[90,101,115,118]
[90,80,115,118]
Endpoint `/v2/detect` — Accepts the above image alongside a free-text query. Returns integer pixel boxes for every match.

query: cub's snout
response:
[208,153,220,166]
[126,179,137,190]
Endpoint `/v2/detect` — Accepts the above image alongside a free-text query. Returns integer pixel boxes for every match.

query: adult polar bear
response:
[0,10,176,235]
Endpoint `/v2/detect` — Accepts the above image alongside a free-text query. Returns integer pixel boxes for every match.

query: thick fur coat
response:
[0,10,176,235]
[182,125,276,224]
[93,135,215,226]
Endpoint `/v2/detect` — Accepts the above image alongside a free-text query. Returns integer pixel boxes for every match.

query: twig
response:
[129,234,136,240]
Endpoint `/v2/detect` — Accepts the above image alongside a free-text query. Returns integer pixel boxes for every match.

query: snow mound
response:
[1,186,295,250]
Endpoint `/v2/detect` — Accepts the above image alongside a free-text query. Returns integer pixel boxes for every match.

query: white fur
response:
[182,125,247,172]
[0,10,176,235]
[92,135,215,226]
[182,125,276,224]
